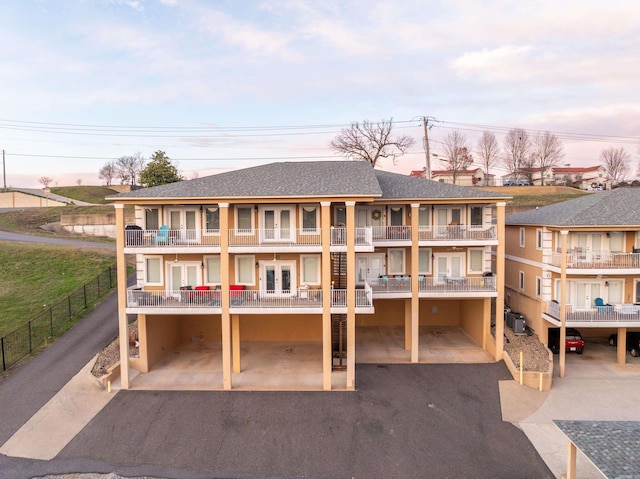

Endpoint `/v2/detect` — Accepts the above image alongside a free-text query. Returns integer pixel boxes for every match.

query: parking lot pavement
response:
[33,363,550,479]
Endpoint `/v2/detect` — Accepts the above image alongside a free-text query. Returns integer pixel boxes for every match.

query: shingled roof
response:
[506,188,640,227]
[108,161,509,202]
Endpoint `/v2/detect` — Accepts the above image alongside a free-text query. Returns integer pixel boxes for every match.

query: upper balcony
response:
[549,251,640,271]
[366,275,497,298]
[418,225,497,245]
[544,300,640,327]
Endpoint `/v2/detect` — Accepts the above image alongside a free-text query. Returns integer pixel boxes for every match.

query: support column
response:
[219,203,232,390]
[321,202,332,390]
[617,326,627,365]
[114,204,130,389]
[566,440,577,479]
[494,202,506,360]
[560,230,568,378]
[410,203,420,362]
[404,299,411,350]
[346,201,356,390]
[232,314,240,373]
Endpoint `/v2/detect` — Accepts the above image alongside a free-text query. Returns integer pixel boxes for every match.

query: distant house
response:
[502,165,608,189]
[411,167,494,186]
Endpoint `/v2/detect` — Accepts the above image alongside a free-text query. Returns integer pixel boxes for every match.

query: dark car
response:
[608,332,640,357]
[548,327,584,354]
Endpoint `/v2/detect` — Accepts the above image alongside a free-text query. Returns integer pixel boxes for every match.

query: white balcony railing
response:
[372,226,411,242]
[330,227,373,248]
[229,228,322,247]
[125,229,220,247]
[550,252,640,269]
[418,225,496,241]
[331,283,372,308]
[545,300,640,322]
[366,275,496,293]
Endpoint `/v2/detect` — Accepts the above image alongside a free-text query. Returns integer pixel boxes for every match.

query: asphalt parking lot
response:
[47,363,551,479]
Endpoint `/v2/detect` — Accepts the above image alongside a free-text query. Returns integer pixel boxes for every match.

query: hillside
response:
[476,185,589,207]
[50,185,119,204]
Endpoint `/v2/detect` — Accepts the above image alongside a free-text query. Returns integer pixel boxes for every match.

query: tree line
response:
[99,150,183,188]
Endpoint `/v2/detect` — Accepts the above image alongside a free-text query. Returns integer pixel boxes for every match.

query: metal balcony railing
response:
[545,300,640,322]
[330,227,373,248]
[229,228,322,247]
[550,252,640,269]
[418,225,496,241]
[366,275,496,293]
[125,229,221,248]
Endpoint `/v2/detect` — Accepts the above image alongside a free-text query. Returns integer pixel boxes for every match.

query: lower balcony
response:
[545,300,640,327]
[366,275,497,297]
[126,285,373,314]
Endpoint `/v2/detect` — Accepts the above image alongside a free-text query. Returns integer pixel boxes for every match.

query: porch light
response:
[174,254,179,263]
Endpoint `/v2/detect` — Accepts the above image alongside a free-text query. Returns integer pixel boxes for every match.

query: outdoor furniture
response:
[155,225,170,245]
[595,297,612,313]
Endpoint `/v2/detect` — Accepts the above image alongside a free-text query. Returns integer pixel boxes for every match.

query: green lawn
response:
[0,241,116,337]
[51,185,119,204]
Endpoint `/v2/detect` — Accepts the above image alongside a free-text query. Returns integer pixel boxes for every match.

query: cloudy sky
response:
[1,0,638,188]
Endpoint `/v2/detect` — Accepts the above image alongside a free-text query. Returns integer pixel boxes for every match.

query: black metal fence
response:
[0,264,117,372]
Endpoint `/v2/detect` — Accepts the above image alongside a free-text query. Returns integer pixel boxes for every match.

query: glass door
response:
[433,253,464,284]
[169,263,199,297]
[356,254,385,284]
[168,209,199,243]
[262,207,293,242]
[261,261,296,296]
[575,282,602,310]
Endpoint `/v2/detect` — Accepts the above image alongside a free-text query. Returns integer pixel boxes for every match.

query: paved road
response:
[0,230,114,248]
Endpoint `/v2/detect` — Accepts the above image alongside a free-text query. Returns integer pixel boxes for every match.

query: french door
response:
[435,207,462,236]
[433,253,464,284]
[356,254,385,284]
[168,208,199,243]
[262,206,293,242]
[574,233,603,261]
[169,262,200,297]
[575,282,602,310]
[356,207,385,239]
[261,261,296,296]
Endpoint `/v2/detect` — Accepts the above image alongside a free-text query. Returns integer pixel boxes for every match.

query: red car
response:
[548,328,584,354]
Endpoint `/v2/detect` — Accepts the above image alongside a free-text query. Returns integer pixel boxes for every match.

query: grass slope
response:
[51,185,118,204]
[476,185,588,206]
[0,241,116,337]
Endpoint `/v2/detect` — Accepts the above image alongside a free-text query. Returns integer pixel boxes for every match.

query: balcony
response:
[126,285,373,313]
[418,225,497,243]
[371,226,411,244]
[550,252,640,270]
[125,229,220,249]
[545,300,640,326]
[329,227,374,251]
[366,275,496,296]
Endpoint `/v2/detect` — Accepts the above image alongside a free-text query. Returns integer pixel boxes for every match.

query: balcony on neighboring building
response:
[365,275,496,298]
[545,300,640,326]
[550,251,640,270]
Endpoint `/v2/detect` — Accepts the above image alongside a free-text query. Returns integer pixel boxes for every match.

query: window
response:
[145,208,160,230]
[635,280,640,304]
[470,206,483,227]
[468,249,483,273]
[301,206,318,232]
[205,255,221,284]
[609,232,623,253]
[388,248,405,275]
[235,256,255,285]
[418,207,430,228]
[519,271,525,291]
[519,228,525,248]
[236,206,253,232]
[145,257,162,285]
[389,206,404,226]
[334,206,346,226]
[301,255,320,285]
[536,228,543,250]
[536,276,542,297]
[418,249,431,274]
[205,207,219,232]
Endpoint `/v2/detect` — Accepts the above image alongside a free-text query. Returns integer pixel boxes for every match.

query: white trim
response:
[519,227,525,248]
[204,254,221,286]
[468,247,484,273]
[418,248,432,275]
[519,270,525,291]
[235,205,255,235]
[300,254,321,285]
[114,204,124,209]
[387,248,406,275]
[235,255,256,285]
[144,256,163,285]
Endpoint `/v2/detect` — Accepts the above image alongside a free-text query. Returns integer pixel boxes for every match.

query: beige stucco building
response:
[109,161,510,391]
[505,188,640,376]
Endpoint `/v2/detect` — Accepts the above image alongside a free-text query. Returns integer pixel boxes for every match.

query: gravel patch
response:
[503,326,551,372]
[90,323,138,378]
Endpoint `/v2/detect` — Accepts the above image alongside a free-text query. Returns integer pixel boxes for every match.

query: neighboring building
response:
[502,165,608,189]
[505,188,640,376]
[109,161,509,391]
[411,167,495,186]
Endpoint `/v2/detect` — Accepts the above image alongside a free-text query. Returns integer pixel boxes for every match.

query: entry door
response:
[168,209,199,242]
[575,282,602,310]
[357,207,384,239]
[169,263,199,296]
[575,233,603,261]
[434,253,464,283]
[435,207,462,235]
[262,261,296,296]
[356,254,385,284]
[263,207,292,242]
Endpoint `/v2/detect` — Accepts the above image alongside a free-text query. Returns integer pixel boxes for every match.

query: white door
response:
[356,254,385,284]
[434,253,464,284]
[435,207,462,235]
[262,207,293,242]
[261,261,296,296]
[169,263,199,297]
[168,209,199,243]
[575,233,603,262]
[575,282,602,310]
[357,207,384,239]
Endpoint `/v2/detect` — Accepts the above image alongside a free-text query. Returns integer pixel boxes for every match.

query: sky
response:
[0,0,639,188]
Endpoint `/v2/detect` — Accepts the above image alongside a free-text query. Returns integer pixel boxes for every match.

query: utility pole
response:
[422,117,432,180]
[2,150,5,189]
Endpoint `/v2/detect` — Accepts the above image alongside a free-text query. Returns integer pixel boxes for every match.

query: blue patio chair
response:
[595,297,612,313]
[155,225,170,245]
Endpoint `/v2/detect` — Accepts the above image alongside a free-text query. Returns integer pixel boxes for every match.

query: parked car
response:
[503,179,516,186]
[516,179,530,186]
[608,332,640,357]
[548,327,584,354]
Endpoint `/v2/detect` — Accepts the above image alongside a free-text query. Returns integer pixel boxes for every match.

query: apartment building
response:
[505,188,640,376]
[109,161,509,391]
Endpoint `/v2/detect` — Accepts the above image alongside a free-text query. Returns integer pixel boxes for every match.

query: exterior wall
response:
[460,299,485,345]
[356,299,405,326]
[139,314,182,372]
[0,191,66,208]
[178,315,222,342]
[419,299,461,326]
[236,314,322,341]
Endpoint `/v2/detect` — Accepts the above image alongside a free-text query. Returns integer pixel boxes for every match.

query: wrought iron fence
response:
[0,265,117,372]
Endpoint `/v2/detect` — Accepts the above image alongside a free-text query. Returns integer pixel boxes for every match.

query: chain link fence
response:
[0,265,117,371]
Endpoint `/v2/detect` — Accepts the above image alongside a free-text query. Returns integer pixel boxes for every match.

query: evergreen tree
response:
[139,151,183,187]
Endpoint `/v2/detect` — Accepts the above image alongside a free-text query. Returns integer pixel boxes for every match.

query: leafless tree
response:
[531,132,564,185]
[99,160,118,186]
[502,128,531,181]
[76,178,83,186]
[600,146,631,185]
[476,131,500,186]
[330,118,414,167]
[116,152,146,186]
[441,130,473,185]
[38,176,53,188]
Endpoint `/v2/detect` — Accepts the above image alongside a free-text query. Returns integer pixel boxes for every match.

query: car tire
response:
[609,335,617,346]
[631,348,639,358]
[576,349,584,355]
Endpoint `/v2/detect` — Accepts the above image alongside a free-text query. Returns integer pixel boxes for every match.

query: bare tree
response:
[38,176,53,188]
[116,152,146,186]
[600,146,631,185]
[99,160,118,186]
[441,130,473,185]
[76,178,83,186]
[476,131,500,186]
[502,128,531,181]
[531,132,564,185]
[330,118,414,167]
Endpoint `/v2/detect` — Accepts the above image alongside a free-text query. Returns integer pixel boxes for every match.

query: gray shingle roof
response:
[506,188,640,227]
[108,160,510,202]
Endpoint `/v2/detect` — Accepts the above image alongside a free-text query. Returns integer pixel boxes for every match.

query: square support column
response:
[321,202,332,390]
[114,204,130,389]
[219,203,232,390]
[410,203,419,363]
[232,314,240,374]
[346,201,356,390]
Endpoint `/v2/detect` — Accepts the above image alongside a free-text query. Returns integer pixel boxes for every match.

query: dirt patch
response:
[503,326,550,372]
[91,322,138,378]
